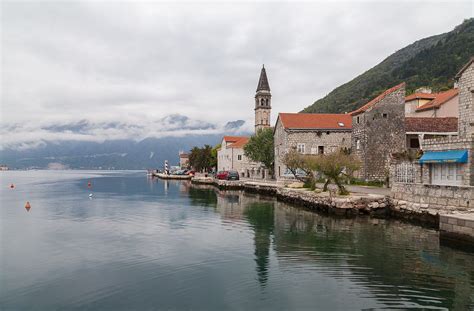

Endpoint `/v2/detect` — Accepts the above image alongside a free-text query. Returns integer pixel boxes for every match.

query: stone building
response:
[351,83,406,181]
[391,57,474,213]
[274,113,352,179]
[416,57,474,187]
[179,152,190,168]
[405,117,458,150]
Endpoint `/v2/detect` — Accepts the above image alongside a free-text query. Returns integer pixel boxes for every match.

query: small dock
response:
[153,173,192,180]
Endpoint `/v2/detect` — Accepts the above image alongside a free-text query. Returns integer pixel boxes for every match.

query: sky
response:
[1,0,473,148]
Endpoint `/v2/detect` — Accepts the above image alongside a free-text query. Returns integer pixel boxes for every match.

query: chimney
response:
[415,87,432,94]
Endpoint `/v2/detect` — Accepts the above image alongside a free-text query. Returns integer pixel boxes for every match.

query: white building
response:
[217,136,250,173]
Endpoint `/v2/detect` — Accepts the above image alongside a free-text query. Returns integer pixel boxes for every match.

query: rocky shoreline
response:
[191,178,440,228]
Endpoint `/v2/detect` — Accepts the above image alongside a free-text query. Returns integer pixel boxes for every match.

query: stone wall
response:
[352,85,406,181]
[439,214,474,242]
[456,60,473,138]
[391,182,474,212]
[274,118,289,179]
[277,188,390,216]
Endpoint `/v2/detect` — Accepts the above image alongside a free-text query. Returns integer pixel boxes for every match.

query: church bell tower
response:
[255,65,272,133]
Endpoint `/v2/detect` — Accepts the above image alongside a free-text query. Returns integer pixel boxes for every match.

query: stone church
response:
[217,66,272,178]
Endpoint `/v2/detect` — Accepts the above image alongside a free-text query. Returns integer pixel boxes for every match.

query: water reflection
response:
[1,172,473,310]
[190,184,474,309]
[244,201,274,287]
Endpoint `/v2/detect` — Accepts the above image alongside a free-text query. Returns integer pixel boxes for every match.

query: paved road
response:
[314,183,390,196]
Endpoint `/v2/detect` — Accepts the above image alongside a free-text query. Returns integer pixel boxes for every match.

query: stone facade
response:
[390,58,474,213]
[456,58,474,138]
[351,83,406,181]
[274,114,352,180]
[421,136,473,186]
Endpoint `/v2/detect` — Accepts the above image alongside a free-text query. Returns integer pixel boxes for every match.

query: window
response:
[356,116,360,124]
[395,163,416,183]
[431,163,463,186]
[337,123,344,127]
[297,143,305,154]
[356,139,361,150]
[237,155,242,161]
[318,146,324,154]
[382,113,388,118]
[409,138,420,149]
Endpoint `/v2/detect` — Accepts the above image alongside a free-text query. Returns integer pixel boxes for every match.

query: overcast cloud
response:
[1,0,473,148]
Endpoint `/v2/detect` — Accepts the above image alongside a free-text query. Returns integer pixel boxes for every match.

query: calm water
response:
[1,170,473,310]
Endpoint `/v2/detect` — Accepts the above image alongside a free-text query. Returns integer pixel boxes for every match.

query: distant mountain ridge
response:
[0,117,251,169]
[0,136,223,170]
[303,18,474,113]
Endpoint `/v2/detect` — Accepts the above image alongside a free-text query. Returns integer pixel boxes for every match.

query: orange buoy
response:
[25,201,31,211]
[10,183,15,189]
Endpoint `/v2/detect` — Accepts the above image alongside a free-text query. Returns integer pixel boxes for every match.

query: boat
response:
[153,172,193,180]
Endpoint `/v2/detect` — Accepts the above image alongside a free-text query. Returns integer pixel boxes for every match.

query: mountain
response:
[0,115,251,169]
[302,18,474,114]
[0,136,224,170]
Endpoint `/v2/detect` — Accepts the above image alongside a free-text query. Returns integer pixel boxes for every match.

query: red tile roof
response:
[223,136,246,143]
[228,137,249,148]
[179,153,189,158]
[415,88,458,112]
[405,92,437,101]
[350,83,405,116]
[405,117,458,133]
[278,113,352,130]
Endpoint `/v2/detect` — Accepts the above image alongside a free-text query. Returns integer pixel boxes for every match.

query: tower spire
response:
[256,65,270,92]
[254,65,272,133]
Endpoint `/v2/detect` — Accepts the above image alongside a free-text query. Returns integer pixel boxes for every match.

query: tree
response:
[210,143,221,170]
[282,149,314,182]
[283,149,360,195]
[188,145,214,172]
[309,151,361,195]
[244,128,274,174]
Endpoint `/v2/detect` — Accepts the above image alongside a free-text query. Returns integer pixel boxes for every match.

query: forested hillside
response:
[303,19,474,113]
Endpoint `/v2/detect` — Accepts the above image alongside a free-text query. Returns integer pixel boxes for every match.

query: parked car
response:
[216,171,229,180]
[227,171,240,180]
[281,169,308,179]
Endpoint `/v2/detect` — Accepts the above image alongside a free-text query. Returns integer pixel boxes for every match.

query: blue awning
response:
[419,150,468,164]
